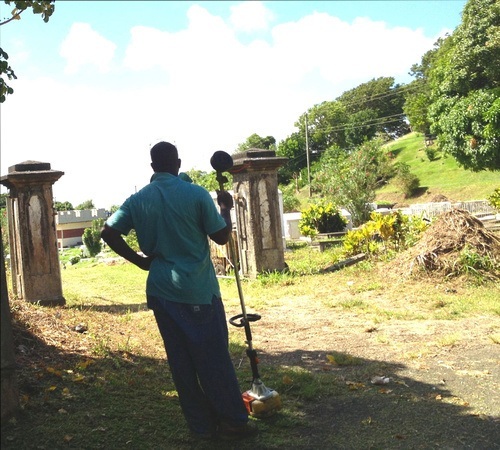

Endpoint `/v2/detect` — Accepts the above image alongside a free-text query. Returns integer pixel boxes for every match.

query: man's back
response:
[107,172,226,304]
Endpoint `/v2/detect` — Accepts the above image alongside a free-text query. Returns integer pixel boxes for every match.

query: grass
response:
[2,244,499,449]
[377,132,499,203]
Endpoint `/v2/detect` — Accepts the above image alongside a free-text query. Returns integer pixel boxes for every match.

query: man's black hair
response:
[150,141,179,173]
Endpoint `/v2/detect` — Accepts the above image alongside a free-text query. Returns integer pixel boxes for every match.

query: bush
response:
[487,188,500,211]
[125,230,140,252]
[424,146,438,161]
[343,211,429,257]
[82,218,104,257]
[280,184,301,212]
[394,163,420,198]
[299,202,347,238]
[69,256,80,265]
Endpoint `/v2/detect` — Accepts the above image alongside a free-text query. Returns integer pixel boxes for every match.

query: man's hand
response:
[217,190,234,210]
[136,254,155,271]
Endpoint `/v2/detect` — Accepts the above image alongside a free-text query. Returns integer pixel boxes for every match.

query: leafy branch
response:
[0,0,55,102]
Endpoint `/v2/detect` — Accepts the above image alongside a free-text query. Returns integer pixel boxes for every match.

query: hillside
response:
[376,132,498,205]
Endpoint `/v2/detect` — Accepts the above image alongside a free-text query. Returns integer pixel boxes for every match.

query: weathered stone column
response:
[230,149,287,278]
[1,161,65,306]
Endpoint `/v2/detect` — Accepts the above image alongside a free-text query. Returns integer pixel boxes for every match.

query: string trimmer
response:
[210,150,282,419]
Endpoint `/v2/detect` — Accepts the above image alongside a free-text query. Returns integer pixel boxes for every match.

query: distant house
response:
[56,209,109,249]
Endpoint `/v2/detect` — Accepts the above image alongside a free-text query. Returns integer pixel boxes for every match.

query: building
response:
[56,209,109,249]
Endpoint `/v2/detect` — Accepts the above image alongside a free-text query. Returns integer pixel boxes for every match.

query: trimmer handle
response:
[229,313,261,328]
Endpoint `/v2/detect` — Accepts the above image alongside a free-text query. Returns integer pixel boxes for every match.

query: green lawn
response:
[378,133,499,203]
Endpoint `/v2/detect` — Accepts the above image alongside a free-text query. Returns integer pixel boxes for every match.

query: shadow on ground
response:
[2,305,499,450]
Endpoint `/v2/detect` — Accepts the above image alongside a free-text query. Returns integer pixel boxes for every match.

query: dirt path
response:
[224,289,500,448]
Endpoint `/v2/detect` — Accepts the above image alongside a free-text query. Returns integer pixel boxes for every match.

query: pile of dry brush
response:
[394,209,500,279]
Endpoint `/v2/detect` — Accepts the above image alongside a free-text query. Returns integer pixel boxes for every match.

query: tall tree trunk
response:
[1,231,19,420]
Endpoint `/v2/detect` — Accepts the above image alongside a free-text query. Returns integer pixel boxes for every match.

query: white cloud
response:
[60,23,117,74]
[1,5,441,208]
[229,1,274,32]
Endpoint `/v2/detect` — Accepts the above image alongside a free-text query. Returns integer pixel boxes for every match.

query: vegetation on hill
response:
[281,131,499,214]
[376,133,499,205]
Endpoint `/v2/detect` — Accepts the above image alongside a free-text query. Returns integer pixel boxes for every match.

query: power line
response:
[335,82,423,110]
[306,113,407,134]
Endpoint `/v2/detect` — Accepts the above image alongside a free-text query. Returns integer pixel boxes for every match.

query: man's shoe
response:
[218,421,258,441]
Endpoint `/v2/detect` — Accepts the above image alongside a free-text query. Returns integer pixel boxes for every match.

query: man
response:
[101,141,256,440]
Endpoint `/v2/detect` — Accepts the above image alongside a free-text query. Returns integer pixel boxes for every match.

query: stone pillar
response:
[1,161,65,306]
[230,149,287,278]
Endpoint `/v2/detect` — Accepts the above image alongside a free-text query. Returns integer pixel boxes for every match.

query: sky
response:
[0,0,467,209]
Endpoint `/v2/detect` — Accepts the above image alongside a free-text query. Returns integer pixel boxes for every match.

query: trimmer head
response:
[210,150,233,173]
[242,379,282,418]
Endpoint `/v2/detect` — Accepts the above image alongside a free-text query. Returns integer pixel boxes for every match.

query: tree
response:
[337,77,410,138]
[296,101,348,152]
[404,37,448,134]
[276,132,308,186]
[428,0,500,171]
[53,201,74,211]
[184,169,231,192]
[236,133,276,152]
[277,77,409,186]
[0,1,55,102]
[0,0,55,421]
[344,108,378,148]
[312,140,390,226]
[75,199,95,210]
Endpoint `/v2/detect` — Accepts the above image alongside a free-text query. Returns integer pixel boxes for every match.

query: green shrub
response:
[280,184,301,212]
[487,188,500,211]
[449,244,499,281]
[69,255,80,265]
[125,229,140,252]
[299,202,347,238]
[82,218,104,257]
[393,163,420,198]
[425,146,438,161]
[343,211,429,257]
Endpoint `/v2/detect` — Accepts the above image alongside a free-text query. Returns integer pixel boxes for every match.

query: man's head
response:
[150,141,181,174]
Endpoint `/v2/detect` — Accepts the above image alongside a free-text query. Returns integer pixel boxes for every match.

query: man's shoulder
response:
[182,182,212,197]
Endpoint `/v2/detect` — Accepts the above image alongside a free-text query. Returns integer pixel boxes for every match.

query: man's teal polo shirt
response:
[106,172,226,305]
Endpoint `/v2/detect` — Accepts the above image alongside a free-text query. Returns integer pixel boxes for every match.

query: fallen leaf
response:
[326,354,337,365]
[361,416,373,425]
[346,381,365,390]
[282,375,293,385]
[63,435,73,442]
[378,388,393,394]
[46,367,63,377]
[76,359,95,370]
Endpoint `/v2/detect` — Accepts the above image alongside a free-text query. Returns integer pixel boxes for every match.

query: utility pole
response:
[305,114,311,197]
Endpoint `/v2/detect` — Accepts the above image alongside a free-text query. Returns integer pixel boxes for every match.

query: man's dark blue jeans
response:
[148,294,249,435]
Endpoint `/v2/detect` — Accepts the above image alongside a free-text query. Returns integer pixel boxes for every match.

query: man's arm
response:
[101,224,153,271]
